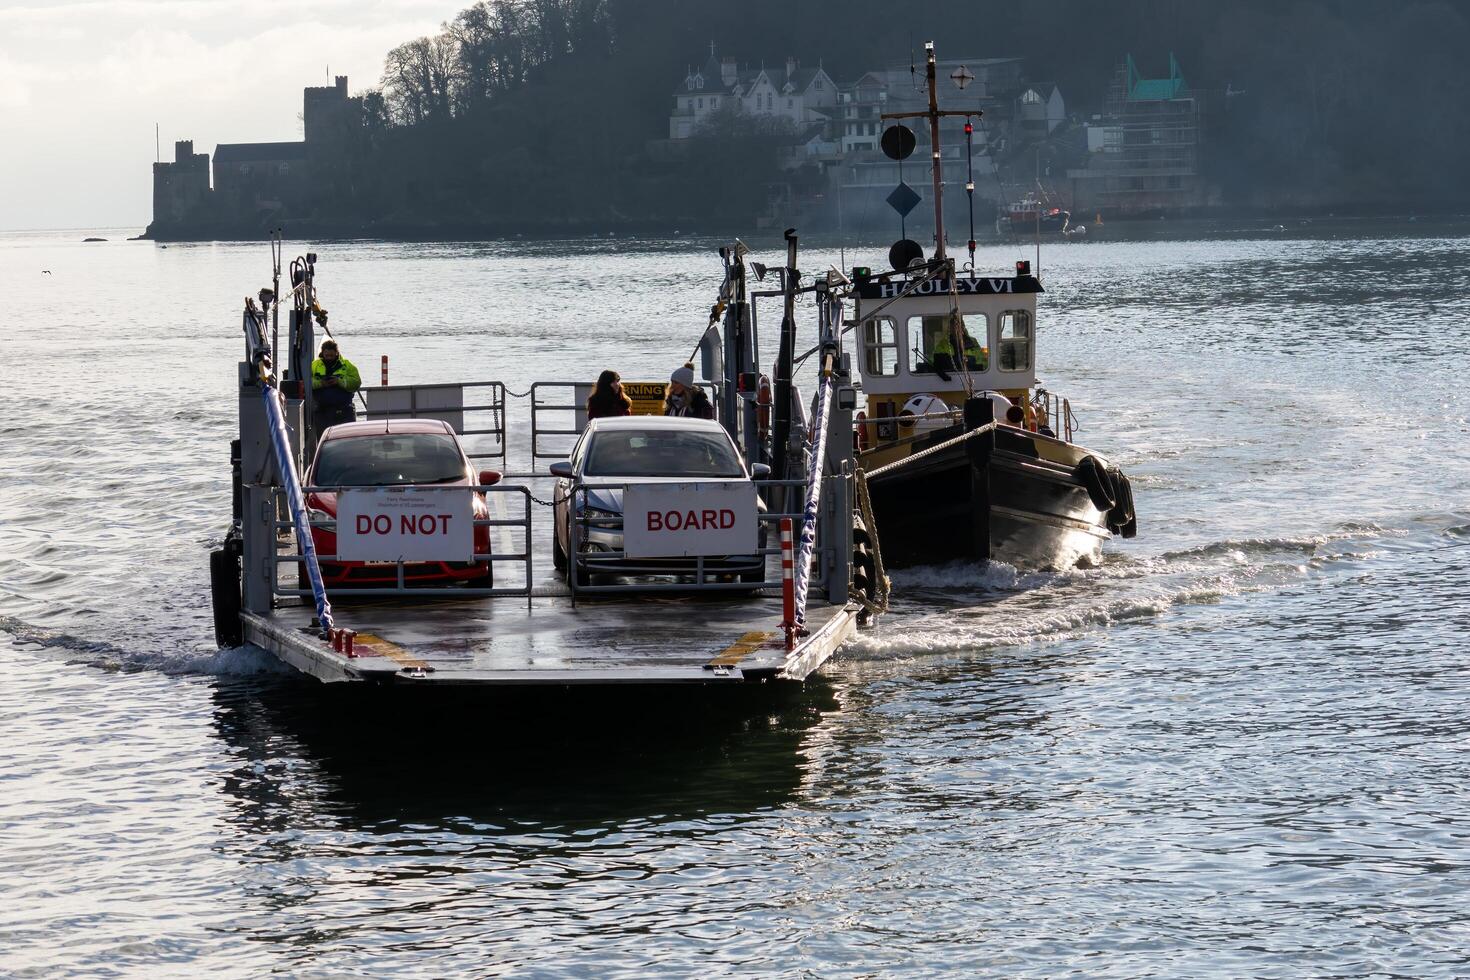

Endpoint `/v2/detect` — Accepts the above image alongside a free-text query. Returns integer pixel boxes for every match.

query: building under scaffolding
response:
[1069,54,1216,216]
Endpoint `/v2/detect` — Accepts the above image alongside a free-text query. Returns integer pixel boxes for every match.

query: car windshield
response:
[583,428,746,478]
[313,433,466,486]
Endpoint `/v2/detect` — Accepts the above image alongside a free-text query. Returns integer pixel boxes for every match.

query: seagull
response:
[42,270,51,275]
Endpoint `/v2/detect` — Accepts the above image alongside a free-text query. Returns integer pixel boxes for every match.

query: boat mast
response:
[924,43,947,260]
[881,42,981,265]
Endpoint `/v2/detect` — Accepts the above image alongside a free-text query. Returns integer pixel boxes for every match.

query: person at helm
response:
[311,339,361,432]
[933,319,987,376]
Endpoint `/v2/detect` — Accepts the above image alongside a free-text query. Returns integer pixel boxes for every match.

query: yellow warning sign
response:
[621,381,668,416]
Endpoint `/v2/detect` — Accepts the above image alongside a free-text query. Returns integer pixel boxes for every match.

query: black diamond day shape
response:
[887,182,922,217]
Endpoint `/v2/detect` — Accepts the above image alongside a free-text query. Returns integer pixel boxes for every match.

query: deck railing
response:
[527,380,721,473]
[361,381,508,469]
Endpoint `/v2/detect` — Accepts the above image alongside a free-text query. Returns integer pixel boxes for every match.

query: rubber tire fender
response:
[1074,455,1116,512]
[210,546,243,648]
[1111,474,1138,538]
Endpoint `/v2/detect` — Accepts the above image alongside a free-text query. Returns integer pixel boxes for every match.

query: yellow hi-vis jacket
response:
[311,356,361,392]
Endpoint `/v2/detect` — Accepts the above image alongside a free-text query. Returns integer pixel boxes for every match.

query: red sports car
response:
[304,419,499,587]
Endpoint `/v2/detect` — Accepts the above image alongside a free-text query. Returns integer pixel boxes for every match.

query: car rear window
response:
[313,433,466,486]
[584,429,746,478]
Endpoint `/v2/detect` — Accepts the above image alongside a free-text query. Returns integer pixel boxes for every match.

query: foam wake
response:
[0,615,289,677]
[846,526,1388,661]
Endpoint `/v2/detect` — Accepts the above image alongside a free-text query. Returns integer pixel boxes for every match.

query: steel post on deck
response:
[237,364,279,615]
[780,517,796,649]
[240,484,276,614]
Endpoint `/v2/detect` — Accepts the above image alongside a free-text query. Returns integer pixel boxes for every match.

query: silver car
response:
[549,416,768,586]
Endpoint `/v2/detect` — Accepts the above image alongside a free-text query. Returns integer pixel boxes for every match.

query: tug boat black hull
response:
[864,422,1128,571]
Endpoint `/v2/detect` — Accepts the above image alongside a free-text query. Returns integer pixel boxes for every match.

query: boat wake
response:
[0,614,288,677]
[847,525,1391,660]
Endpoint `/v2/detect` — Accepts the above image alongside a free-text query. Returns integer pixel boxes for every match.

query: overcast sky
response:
[0,0,451,230]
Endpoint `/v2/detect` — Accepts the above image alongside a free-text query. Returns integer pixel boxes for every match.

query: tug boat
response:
[850,43,1134,570]
[851,262,1134,569]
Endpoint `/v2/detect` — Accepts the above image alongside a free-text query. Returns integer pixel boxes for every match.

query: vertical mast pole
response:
[771,229,798,485]
[926,43,947,261]
[1035,147,1042,278]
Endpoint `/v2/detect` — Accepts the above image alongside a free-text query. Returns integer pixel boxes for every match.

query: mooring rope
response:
[244,302,333,634]
[863,422,996,480]
[260,387,333,633]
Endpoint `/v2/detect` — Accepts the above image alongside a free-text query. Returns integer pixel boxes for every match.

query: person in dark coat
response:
[586,370,633,421]
[664,364,713,419]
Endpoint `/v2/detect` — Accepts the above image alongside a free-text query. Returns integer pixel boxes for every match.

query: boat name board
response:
[855,276,1042,300]
[335,488,474,562]
[622,482,758,558]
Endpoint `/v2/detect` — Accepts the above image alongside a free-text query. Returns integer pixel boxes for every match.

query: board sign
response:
[335,488,474,562]
[622,482,758,558]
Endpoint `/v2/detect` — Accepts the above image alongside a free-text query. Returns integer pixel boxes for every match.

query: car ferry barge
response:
[211,242,878,689]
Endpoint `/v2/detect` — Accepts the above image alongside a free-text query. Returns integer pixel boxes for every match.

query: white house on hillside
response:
[1017,83,1066,135]
[669,48,839,140]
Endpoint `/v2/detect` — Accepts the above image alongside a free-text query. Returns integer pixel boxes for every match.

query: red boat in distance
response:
[999,193,1071,235]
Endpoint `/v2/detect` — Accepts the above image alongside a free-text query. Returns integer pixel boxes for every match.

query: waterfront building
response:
[1067,54,1215,215]
[667,48,839,140]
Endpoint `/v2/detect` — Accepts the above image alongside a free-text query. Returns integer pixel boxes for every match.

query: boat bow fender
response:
[1074,455,1116,513]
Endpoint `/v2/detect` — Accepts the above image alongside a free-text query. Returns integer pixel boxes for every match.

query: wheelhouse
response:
[852,270,1044,443]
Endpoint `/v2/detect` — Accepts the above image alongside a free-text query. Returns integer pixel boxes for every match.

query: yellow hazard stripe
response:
[350,632,429,670]
[707,631,773,668]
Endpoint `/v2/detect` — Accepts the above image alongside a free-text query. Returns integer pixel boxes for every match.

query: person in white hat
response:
[664,363,713,419]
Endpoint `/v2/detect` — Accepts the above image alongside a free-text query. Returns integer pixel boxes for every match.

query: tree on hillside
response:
[382,34,461,125]
[345,0,1470,230]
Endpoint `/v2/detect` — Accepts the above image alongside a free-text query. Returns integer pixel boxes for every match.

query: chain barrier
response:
[852,469,891,619]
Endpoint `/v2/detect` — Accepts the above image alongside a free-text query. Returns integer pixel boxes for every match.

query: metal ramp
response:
[242,596,858,687]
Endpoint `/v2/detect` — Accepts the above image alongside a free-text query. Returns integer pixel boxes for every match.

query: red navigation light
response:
[1016,260,1031,276]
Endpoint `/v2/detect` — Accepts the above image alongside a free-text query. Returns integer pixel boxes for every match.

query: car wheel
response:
[739,561,766,584]
[552,529,567,571]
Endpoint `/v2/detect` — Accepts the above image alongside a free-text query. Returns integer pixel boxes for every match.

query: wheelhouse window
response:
[998,310,1033,371]
[910,314,987,373]
[862,317,901,376]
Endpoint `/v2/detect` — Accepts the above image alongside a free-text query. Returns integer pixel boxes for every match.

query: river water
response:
[2,224,1468,977]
